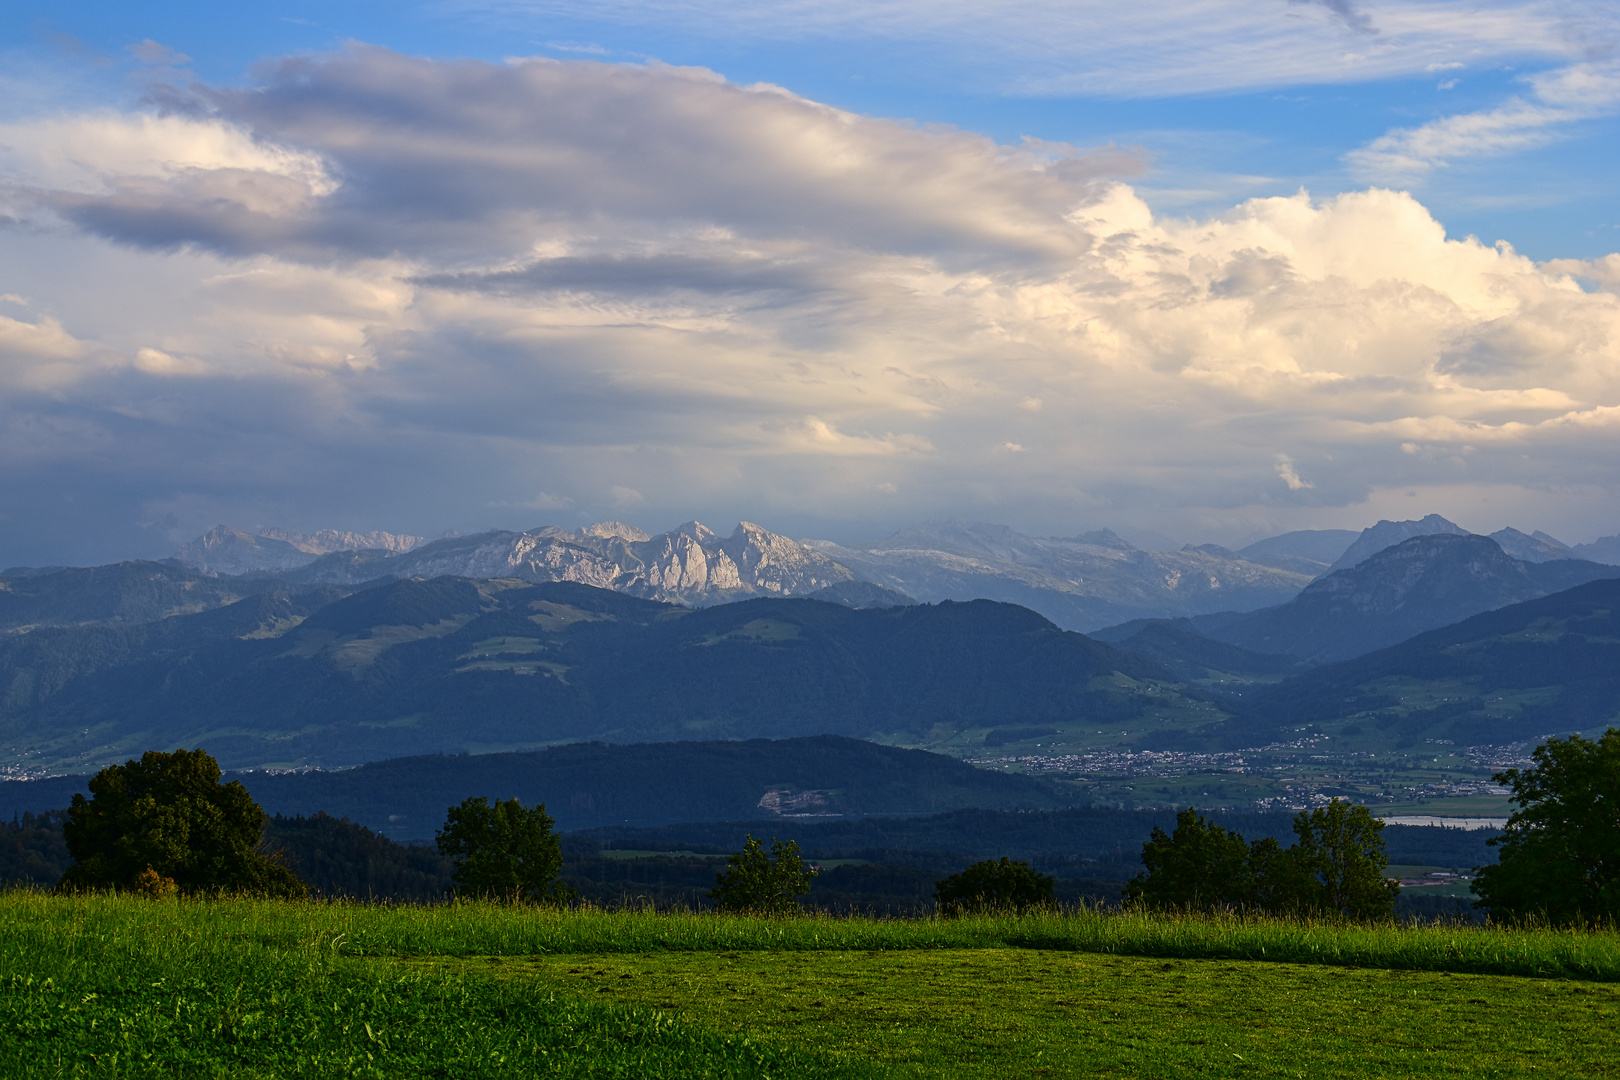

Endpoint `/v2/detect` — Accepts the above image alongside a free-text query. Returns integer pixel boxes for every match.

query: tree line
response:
[33,727,1620,924]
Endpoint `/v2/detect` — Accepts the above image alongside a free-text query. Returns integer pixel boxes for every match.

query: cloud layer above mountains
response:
[1,47,1618,562]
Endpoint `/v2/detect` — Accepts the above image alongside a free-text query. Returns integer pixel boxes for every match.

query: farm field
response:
[4,894,1618,1078]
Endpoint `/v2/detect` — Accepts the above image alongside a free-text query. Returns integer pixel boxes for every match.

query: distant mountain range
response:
[6,509,1620,780]
[157,515,1620,636]
[189,520,860,606]
[5,545,1619,782]
[179,526,425,574]
[803,520,1316,630]
[1233,529,1359,576]
[156,518,1321,631]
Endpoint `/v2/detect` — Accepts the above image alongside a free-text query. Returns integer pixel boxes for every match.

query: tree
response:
[58,748,305,898]
[1125,808,1253,910]
[934,857,1055,914]
[436,797,563,901]
[1472,728,1620,924]
[1125,802,1396,919]
[709,835,818,914]
[1281,800,1398,919]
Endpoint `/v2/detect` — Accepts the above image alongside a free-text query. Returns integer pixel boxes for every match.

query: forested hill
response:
[0,579,1193,772]
[0,736,1068,839]
[1215,576,1620,748]
[0,560,256,630]
[239,736,1070,838]
[1207,533,1620,663]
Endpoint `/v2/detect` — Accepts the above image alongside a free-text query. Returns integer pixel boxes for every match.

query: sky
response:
[1,1,1618,565]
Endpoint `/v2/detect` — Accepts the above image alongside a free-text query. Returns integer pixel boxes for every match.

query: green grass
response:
[3,893,1618,1078]
[452,948,1620,1079]
[33,895,1607,981]
[0,894,868,1079]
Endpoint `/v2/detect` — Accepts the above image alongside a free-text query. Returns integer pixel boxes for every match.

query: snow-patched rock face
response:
[178,520,856,605]
[261,528,424,556]
[178,525,427,575]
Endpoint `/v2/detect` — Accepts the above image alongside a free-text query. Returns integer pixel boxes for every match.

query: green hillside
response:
[1223,577,1620,750]
[0,560,254,630]
[0,579,1211,772]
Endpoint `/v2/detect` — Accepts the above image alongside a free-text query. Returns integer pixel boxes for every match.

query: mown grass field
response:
[4,893,1617,1078]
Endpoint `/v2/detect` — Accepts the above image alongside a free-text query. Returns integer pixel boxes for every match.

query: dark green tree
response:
[934,857,1055,914]
[709,835,818,914]
[1279,800,1398,919]
[1246,835,1313,915]
[1125,808,1254,910]
[58,748,305,897]
[436,797,563,901]
[1472,728,1620,924]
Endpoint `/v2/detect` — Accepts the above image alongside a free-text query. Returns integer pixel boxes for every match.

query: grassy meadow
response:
[3,892,1617,1078]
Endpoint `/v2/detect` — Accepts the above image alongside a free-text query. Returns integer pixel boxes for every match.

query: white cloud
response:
[1348,60,1620,180]
[132,347,210,377]
[453,0,1596,96]
[1274,454,1313,490]
[0,311,111,390]
[0,112,335,199]
[2,47,1620,558]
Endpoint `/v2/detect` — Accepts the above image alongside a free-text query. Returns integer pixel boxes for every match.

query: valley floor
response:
[3,895,1617,1078]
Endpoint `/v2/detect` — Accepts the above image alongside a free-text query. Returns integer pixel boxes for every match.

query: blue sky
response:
[9,0,1615,257]
[2,2,1619,563]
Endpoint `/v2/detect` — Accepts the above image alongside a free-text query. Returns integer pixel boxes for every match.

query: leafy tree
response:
[934,857,1055,914]
[1125,808,1253,910]
[1281,800,1398,919]
[1472,728,1620,924]
[709,835,818,914]
[1126,802,1396,919]
[1246,835,1312,915]
[58,748,305,897]
[436,796,563,901]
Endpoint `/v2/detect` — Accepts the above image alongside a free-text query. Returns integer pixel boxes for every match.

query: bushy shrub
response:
[58,748,304,898]
[436,797,564,902]
[1125,809,1253,910]
[709,835,818,914]
[1127,802,1396,920]
[934,857,1055,914]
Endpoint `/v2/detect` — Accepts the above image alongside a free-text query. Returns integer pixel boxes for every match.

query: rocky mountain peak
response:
[1488,527,1572,563]
[672,521,718,545]
[579,521,651,542]
[1326,513,1471,573]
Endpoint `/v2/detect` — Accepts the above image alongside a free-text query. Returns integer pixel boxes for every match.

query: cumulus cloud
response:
[0,310,107,390]
[1,46,1619,562]
[1274,454,1314,490]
